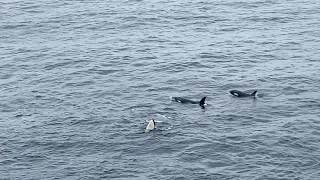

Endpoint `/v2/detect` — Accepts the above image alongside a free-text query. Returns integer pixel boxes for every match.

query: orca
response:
[171,96,206,109]
[230,90,257,98]
[145,119,155,132]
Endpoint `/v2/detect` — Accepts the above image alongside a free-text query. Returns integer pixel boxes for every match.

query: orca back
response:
[230,90,257,98]
[172,97,197,104]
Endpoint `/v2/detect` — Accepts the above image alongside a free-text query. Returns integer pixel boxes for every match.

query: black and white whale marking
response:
[230,90,257,98]
[171,96,206,109]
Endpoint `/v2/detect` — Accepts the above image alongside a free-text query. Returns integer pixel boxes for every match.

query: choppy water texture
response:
[1,0,320,179]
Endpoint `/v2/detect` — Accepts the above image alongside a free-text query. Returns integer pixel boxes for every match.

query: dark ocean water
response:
[1,0,320,179]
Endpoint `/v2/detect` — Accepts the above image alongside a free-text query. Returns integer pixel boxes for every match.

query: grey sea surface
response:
[1,0,320,179]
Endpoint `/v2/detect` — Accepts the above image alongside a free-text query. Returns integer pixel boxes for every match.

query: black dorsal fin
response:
[251,91,257,96]
[199,97,206,108]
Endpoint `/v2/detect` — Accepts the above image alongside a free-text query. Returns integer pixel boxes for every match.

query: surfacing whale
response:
[171,96,206,109]
[145,119,155,132]
[230,90,257,98]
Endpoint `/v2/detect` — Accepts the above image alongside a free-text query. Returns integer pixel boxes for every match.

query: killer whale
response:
[145,119,155,132]
[230,90,257,98]
[171,96,206,109]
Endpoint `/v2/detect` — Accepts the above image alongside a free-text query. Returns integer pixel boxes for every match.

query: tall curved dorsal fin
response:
[251,91,257,96]
[199,97,206,108]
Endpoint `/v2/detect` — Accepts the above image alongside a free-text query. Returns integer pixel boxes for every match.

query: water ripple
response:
[1,0,320,179]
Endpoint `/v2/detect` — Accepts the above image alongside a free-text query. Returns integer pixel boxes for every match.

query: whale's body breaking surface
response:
[230,90,257,98]
[171,96,206,109]
[145,119,155,132]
